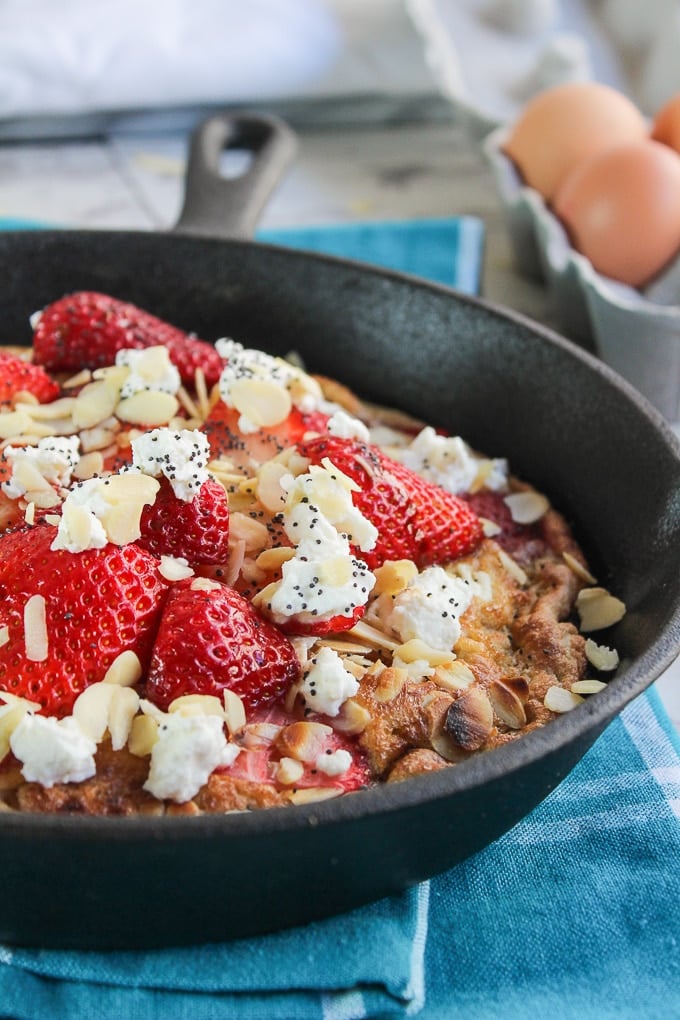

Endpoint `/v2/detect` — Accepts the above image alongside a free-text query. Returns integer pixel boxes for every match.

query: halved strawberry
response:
[0,524,169,717]
[136,477,230,566]
[32,291,223,386]
[0,352,60,406]
[145,578,301,711]
[201,401,329,472]
[297,435,483,568]
[463,489,547,562]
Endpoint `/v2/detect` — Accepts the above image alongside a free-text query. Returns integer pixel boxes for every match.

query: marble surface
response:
[0,113,677,731]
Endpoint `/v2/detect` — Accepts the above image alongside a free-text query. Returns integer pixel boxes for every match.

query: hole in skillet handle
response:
[173,110,298,241]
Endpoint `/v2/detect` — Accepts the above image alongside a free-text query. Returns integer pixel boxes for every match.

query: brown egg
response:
[553,139,680,288]
[651,92,680,153]
[503,81,647,201]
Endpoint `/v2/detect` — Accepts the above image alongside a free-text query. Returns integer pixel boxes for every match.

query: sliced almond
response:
[128,713,159,756]
[241,722,282,749]
[496,548,528,586]
[562,550,597,585]
[116,391,179,426]
[73,379,120,429]
[158,556,194,582]
[480,517,502,537]
[255,546,296,572]
[288,787,342,805]
[275,757,305,785]
[504,491,550,524]
[432,660,476,693]
[576,587,626,632]
[102,650,142,687]
[73,451,105,480]
[331,697,372,735]
[223,690,246,736]
[584,638,620,671]
[230,377,292,428]
[444,687,494,750]
[275,721,333,763]
[571,678,608,695]
[544,686,584,713]
[73,682,117,742]
[108,687,140,750]
[256,460,289,513]
[24,594,48,662]
[229,512,270,553]
[0,703,32,760]
[488,678,527,729]
[371,559,419,597]
[168,694,225,718]
[374,667,407,703]
[396,638,454,668]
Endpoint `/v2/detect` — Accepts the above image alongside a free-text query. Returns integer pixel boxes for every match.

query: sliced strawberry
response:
[275,603,366,638]
[201,401,329,472]
[291,731,372,794]
[32,291,223,386]
[136,477,230,566]
[0,352,60,406]
[145,578,301,711]
[297,435,483,568]
[0,524,169,717]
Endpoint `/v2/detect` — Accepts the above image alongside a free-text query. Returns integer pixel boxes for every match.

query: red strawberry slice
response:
[137,477,230,566]
[32,291,223,387]
[291,731,372,794]
[145,578,301,712]
[297,435,483,568]
[0,524,169,717]
[0,352,60,406]
[201,401,329,472]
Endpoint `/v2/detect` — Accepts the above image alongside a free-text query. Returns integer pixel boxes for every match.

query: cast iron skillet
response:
[0,114,678,949]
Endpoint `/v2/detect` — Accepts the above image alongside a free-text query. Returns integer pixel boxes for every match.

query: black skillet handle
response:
[173,111,297,240]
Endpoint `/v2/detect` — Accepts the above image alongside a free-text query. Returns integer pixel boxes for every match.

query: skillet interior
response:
[0,228,678,948]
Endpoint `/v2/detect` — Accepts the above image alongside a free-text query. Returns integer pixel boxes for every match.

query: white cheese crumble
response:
[2,435,81,499]
[386,565,485,652]
[281,462,377,552]
[116,345,181,398]
[143,713,238,803]
[131,427,211,500]
[315,747,352,776]
[300,646,359,717]
[51,473,160,552]
[327,410,370,442]
[395,427,508,494]
[10,714,97,786]
[216,338,324,430]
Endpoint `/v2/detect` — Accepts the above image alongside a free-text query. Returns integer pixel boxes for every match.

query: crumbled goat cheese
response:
[315,748,352,776]
[116,345,181,398]
[10,714,97,786]
[2,435,81,499]
[51,473,160,552]
[216,338,324,423]
[281,462,377,552]
[300,646,359,717]
[131,427,211,500]
[386,565,484,652]
[143,713,238,803]
[327,410,370,442]
[266,533,375,626]
[396,427,507,494]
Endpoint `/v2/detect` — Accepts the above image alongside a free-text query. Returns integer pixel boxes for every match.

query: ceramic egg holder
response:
[485,126,680,422]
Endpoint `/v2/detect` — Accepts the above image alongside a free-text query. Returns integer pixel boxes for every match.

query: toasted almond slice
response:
[116,391,179,426]
[73,683,117,742]
[576,587,626,632]
[256,460,289,514]
[0,703,30,760]
[374,667,407,703]
[584,638,620,671]
[73,451,105,480]
[347,619,400,652]
[480,517,502,537]
[241,722,282,749]
[496,548,528,586]
[229,512,269,553]
[372,559,419,597]
[489,678,527,729]
[504,491,550,524]
[396,638,454,667]
[275,721,333,763]
[432,661,476,692]
[128,714,159,756]
[102,650,143,687]
[108,686,141,750]
[331,698,372,735]
[444,687,494,750]
[24,594,47,662]
[571,678,608,695]
[168,694,225,718]
[289,787,343,805]
[223,690,247,736]
[562,550,597,585]
[544,686,584,713]
[255,546,296,572]
[276,757,305,785]
[231,377,292,428]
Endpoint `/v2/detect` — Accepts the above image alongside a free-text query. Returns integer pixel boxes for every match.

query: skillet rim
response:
[0,229,678,841]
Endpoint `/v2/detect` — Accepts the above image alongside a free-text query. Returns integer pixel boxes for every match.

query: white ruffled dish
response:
[484,126,680,422]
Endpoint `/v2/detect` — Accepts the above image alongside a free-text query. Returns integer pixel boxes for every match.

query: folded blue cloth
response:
[0,215,679,1020]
